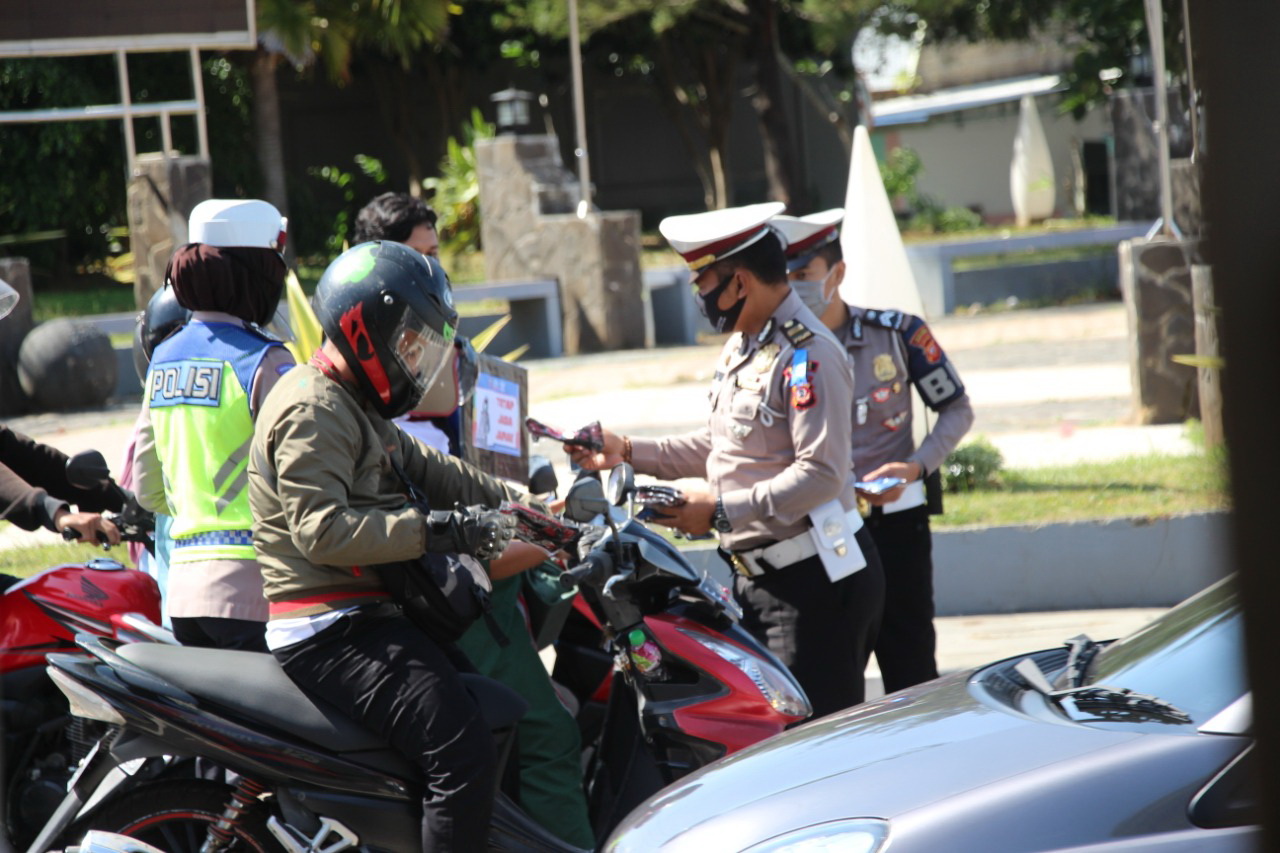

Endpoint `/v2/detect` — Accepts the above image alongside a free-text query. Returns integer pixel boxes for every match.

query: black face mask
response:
[695,270,746,334]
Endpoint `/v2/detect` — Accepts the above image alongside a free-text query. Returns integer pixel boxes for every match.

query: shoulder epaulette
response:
[781,318,815,348]
[863,309,908,330]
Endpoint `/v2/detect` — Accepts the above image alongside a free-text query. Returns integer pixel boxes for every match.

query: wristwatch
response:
[712,497,732,533]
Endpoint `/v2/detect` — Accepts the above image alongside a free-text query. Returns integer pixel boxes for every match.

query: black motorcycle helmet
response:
[132,285,193,382]
[314,241,459,419]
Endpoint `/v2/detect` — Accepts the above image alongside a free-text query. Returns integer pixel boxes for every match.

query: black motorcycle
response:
[27,470,809,852]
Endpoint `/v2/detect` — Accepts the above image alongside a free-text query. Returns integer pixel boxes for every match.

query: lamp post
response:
[490,88,535,136]
[568,0,593,218]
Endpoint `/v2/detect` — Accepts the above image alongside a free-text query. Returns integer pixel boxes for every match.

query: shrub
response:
[943,438,1005,493]
[422,108,493,255]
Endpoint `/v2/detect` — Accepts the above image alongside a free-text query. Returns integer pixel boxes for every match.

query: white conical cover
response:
[839,124,925,319]
[1010,94,1055,226]
[840,124,929,447]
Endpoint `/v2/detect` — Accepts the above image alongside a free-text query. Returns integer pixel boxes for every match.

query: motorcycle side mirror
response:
[65,450,114,490]
[564,476,610,522]
[606,463,635,507]
[528,454,559,496]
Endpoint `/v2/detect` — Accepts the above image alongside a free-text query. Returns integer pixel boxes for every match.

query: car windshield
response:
[1065,577,1245,726]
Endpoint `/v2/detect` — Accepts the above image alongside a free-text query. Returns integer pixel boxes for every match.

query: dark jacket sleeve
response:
[0,426,123,531]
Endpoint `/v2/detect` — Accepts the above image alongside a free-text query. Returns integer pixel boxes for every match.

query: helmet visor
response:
[391,308,456,401]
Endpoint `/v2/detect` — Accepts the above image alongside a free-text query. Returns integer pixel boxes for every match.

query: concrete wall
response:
[881,98,1109,222]
[953,255,1117,308]
[685,511,1230,615]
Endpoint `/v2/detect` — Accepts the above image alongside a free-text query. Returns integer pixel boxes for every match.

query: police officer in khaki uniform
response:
[773,209,974,694]
[568,203,885,717]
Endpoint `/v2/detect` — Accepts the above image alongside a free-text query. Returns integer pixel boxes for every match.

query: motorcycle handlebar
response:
[560,550,614,589]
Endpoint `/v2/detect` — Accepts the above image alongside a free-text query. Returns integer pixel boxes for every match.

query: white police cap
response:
[770,208,844,273]
[188,199,288,252]
[659,202,786,273]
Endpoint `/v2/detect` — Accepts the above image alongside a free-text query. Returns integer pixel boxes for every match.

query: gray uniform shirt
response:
[838,307,974,477]
[631,290,858,551]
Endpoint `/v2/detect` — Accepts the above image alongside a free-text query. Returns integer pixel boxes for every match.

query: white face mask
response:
[790,266,837,317]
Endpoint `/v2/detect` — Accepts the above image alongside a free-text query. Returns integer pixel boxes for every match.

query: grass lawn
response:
[935,452,1229,529]
[0,540,138,579]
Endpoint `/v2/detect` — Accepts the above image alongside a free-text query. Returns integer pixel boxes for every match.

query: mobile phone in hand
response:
[855,476,906,496]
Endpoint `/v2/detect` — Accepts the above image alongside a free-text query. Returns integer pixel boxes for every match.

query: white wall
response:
[883,97,1110,222]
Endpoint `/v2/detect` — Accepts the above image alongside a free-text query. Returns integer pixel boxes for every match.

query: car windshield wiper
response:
[1062,634,1104,688]
[1014,658,1192,725]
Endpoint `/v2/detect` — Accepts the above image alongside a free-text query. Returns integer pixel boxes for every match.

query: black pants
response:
[734,526,885,719]
[272,604,496,852]
[171,616,268,652]
[865,505,939,694]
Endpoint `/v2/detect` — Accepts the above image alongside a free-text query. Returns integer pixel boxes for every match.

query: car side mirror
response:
[606,463,635,507]
[65,450,113,490]
[564,476,610,522]
[528,454,559,496]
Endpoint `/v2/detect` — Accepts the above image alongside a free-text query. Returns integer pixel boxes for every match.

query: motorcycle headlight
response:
[675,626,811,718]
[743,819,889,853]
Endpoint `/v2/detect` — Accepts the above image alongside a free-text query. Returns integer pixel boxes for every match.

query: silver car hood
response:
[606,668,1247,852]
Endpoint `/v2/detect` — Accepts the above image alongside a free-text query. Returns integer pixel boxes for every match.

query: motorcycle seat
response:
[116,644,528,759]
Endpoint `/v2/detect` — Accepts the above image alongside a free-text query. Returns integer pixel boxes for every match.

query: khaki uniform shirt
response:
[838,307,974,478]
[248,363,530,617]
[631,290,857,551]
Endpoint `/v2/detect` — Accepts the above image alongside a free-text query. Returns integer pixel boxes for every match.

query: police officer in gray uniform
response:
[569,203,885,717]
[773,209,974,693]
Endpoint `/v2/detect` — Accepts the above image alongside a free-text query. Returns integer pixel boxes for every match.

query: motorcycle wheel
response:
[81,779,281,852]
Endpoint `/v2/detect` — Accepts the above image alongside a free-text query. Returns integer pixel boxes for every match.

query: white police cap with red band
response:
[770,208,844,273]
[659,202,786,273]
[189,199,288,252]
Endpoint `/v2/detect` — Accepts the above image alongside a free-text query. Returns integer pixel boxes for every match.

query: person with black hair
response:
[773,209,974,694]
[131,199,296,652]
[353,192,440,257]
[569,203,885,718]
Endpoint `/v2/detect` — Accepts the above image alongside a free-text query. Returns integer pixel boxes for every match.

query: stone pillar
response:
[1119,238,1200,424]
[476,135,646,354]
[1191,264,1223,449]
[126,154,212,309]
[0,257,35,415]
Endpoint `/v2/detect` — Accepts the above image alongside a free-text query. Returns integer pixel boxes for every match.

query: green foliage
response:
[422,109,494,254]
[942,437,1005,493]
[876,0,1187,116]
[879,146,982,233]
[304,155,390,255]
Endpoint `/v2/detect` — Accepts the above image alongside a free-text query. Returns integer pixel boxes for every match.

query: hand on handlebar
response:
[55,510,122,547]
[564,427,626,471]
[425,506,517,561]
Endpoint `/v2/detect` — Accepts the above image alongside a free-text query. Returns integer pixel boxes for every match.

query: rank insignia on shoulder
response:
[850,315,863,341]
[782,319,815,348]
[865,309,905,330]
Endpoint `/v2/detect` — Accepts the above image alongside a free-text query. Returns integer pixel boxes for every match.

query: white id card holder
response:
[808,498,867,583]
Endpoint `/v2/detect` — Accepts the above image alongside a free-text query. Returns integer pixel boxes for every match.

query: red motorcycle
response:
[0,451,162,853]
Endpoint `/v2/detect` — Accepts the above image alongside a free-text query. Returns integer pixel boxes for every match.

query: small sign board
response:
[0,0,255,57]
[460,354,528,486]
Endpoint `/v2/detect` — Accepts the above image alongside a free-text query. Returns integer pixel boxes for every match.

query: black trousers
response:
[734,525,885,719]
[865,505,939,694]
[171,616,268,652]
[272,604,496,852]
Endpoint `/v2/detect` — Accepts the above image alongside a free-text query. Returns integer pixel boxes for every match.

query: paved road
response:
[3,302,1186,688]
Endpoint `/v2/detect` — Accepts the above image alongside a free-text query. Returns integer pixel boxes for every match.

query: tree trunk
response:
[745,0,802,210]
[250,49,289,220]
[370,61,427,196]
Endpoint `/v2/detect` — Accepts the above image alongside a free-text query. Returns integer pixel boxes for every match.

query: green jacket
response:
[248,363,529,618]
